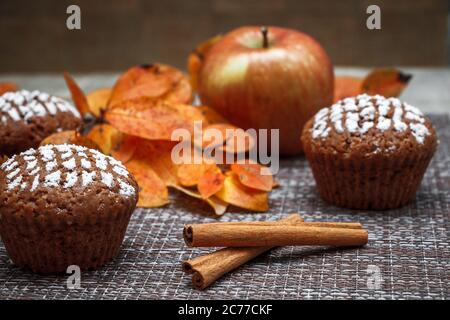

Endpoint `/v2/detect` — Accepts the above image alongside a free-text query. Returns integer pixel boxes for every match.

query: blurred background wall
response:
[0,0,448,72]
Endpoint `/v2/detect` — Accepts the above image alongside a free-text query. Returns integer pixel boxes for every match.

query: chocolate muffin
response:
[301,94,437,210]
[0,90,81,157]
[0,144,138,273]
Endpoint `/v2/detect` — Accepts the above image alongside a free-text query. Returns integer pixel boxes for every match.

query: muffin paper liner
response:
[305,151,435,210]
[0,204,134,273]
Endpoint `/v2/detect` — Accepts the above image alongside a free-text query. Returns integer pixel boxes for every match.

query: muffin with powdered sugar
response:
[0,144,138,273]
[301,94,437,210]
[0,90,81,156]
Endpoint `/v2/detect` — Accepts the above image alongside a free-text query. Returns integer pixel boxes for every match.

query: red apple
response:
[197,26,334,155]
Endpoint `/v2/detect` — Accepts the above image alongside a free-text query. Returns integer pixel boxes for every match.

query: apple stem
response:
[261,26,269,49]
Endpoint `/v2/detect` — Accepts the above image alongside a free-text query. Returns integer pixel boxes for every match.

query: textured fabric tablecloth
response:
[0,115,448,300]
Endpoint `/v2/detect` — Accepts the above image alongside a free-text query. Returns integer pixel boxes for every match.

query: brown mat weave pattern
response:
[0,115,449,300]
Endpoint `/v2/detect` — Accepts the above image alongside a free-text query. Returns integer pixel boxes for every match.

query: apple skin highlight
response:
[198,26,334,155]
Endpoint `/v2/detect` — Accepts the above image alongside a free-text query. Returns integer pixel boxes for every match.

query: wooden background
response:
[0,0,448,72]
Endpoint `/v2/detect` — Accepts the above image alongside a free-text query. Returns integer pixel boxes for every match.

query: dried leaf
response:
[272,179,280,189]
[111,134,139,164]
[86,124,122,155]
[205,196,228,216]
[132,140,179,186]
[216,173,269,212]
[187,35,222,91]
[87,88,111,117]
[105,98,205,141]
[197,105,228,125]
[219,127,256,154]
[231,162,273,192]
[196,123,255,156]
[173,185,228,216]
[108,64,192,108]
[362,68,412,97]
[198,123,236,149]
[333,76,362,102]
[176,149,217,187]
[40,130,100,150]
[197,166,225,199]
[333,68,412,102]
[64,72,90,116]
[126,158,169,208]
[0,82,18,95]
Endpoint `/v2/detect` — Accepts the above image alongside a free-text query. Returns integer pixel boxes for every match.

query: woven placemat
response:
[0,114,449,300]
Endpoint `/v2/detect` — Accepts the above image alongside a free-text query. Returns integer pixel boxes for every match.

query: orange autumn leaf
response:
[0,82,18,95]
[362,68,412,97]
[272,179,280,189]
[126,157,169,208]
[196,123,255,155]
[176,149,217,187]
[177,162,206,186]
[198,123,236,149]
[87,88,111,117]
[205,196,228,216]
[111,134,139,164]
[197,166,225,199]
[173,185,228,216]
[187,35,222,91]
[105,98,205,141]
[334,76,362,102]
[231,162,273,192]
[40,130,100,150]
[333,68,412,102]
[220,127,256,154]
[86,124,122,155]
[129,140,227,214]
[216,173,269,212]
[64,72,91,116]
[108,64,192,108]
[197,105,228,126]
[132,139,179,186]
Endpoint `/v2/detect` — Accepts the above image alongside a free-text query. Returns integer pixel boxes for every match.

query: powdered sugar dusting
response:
[64,171,78,188]
[118,179,135,196]
[45,160,57,172]
[392,106,407,132]
[1,156,15,169]
[80,158,91,169]
[7,176,22,190]
[377,117,391,131]
[29,167,40,176]
[30,175,39,191]
[45,170,61,187]
[39,145,55,162]
[312,108,330,139]
[410,123,429,144]
[82,171,96,186]
[1,158,18,172]
[101,171,114,188]
[0,90,80,123]
[94,155,108,171]
[113,165,128,177]
[23,149,35,156]
[1,144,136,198]
[62,158,76,170]
[6,168,20,180]
[311,94,430,144]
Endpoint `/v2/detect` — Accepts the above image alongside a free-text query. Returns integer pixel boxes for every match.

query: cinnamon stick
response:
[184,224,368,247]
[182,213,303,290]
[204,221,363,229]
